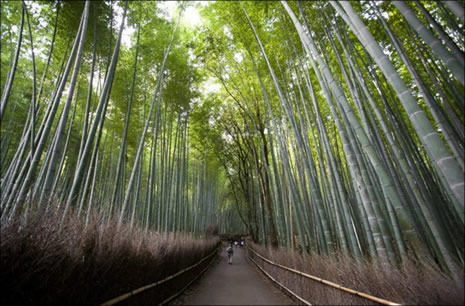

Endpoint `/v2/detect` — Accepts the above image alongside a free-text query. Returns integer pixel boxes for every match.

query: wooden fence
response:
[247,246,401,306]
[101,247,218,305]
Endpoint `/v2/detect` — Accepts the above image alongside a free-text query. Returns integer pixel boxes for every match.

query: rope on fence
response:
[101,247,218,305]
[247,246,401,306]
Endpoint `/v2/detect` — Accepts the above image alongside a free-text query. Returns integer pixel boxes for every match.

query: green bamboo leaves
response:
[0,0,463,275]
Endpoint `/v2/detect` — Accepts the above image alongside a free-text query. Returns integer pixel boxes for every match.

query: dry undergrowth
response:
[248,241,464,305]
[0,209,219,305]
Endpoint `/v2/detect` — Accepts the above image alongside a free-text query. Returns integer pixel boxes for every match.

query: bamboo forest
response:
[1,1,464,305]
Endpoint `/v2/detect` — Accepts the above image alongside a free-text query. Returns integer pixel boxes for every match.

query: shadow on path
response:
[172,242,295,305]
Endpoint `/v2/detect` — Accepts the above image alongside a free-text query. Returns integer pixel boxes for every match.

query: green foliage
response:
[1,0,463,275]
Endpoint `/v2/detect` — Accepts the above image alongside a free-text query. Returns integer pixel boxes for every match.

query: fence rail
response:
[247,253,312,305]
[101,247,218,305]
[247,246,401,306]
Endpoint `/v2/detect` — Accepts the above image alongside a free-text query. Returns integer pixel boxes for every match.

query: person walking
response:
[226,243,234,264]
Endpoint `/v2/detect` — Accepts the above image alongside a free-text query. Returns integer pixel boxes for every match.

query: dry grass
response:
[248,241,464,305]
[0,209,219,305]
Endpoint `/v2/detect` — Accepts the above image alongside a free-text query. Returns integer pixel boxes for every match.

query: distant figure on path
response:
[226,243,234,264]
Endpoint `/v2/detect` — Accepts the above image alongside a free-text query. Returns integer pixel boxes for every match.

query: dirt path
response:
[172,243,295,305]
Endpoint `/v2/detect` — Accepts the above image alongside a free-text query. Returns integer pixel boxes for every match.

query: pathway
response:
[172,243,295,305]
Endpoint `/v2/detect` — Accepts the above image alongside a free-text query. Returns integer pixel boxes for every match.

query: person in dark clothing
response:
[226,243,234,264]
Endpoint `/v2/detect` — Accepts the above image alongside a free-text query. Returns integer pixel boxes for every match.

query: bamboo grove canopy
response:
[1,1,464,273]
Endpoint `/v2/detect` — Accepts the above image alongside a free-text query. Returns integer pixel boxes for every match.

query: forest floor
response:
[172,242,295,305]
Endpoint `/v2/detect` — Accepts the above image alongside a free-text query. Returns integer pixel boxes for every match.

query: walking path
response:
[172,243,295,305]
